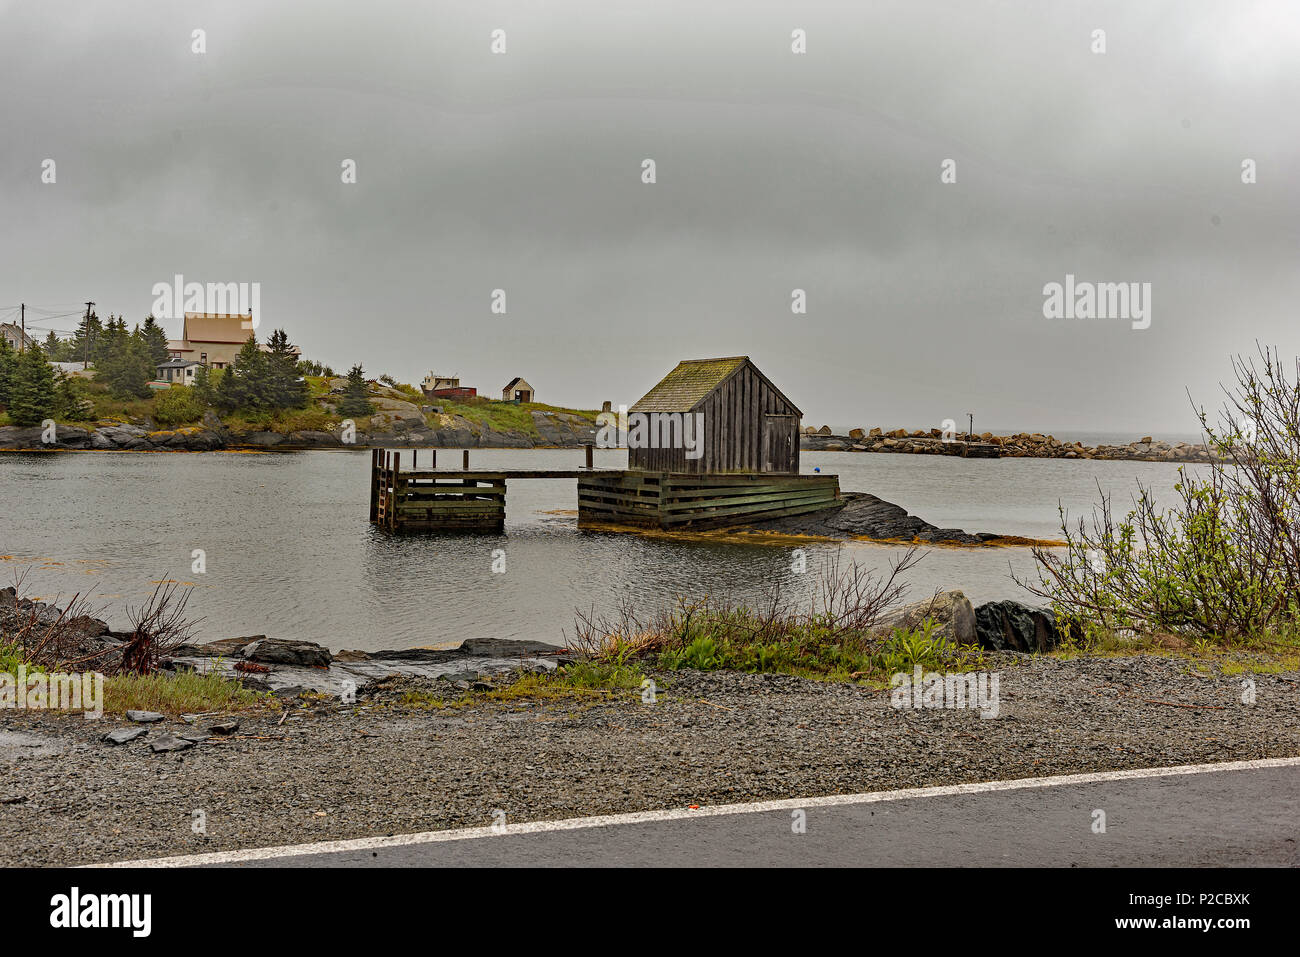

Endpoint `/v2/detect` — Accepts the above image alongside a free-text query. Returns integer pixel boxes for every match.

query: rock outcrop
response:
[740,492,1000,545]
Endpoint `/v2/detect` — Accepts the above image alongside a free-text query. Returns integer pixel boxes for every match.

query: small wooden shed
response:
[629,356,802,474]
[502,377,534,403]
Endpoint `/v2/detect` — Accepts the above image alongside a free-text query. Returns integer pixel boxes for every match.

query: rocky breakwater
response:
[801,426,1213,464]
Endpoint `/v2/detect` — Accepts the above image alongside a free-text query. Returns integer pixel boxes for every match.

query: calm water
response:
[0,448,1200,650]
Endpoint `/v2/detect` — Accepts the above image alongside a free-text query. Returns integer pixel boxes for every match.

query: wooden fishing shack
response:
[578,356,838,528]
[369,356,840,533]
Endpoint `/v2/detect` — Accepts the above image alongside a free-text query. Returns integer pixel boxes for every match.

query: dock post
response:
[463,449,470,470]
[585,443,593,469]
[431,449,436,468]
[369,449,379,522]
[390,452,401,530]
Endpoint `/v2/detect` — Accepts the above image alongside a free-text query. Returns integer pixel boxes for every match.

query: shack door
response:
[761,414,798,473]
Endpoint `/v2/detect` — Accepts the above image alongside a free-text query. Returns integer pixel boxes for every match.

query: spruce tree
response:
[70,311,102,367]
[9,345,58,427]
[0,337,15,408]
[192,364,215,406]
[42,331,64,361]
[337,364,375,416]
[265,329,308,409]
[140,315,170,366]
[216,335,269,411]
[99,325,154,399]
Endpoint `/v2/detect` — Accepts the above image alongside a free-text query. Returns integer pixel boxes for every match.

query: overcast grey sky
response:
[2,0,1297,434]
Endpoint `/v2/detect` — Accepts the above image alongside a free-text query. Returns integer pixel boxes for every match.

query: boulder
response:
[872,590,977,644]
[816,425,832,435]
[239,637,332,667]
[848,428,865,440]
[973,600,1070,652]
[868,427,882,437]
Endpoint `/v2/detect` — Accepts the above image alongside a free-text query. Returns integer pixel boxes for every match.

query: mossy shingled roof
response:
[630,356,752,412]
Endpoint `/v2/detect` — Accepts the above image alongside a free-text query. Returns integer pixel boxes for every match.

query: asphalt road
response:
[173,760,1300,867]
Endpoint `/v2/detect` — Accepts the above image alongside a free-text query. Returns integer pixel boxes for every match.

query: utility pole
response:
[967,412,974,442]
[82,301,95,369]
[19,303,24,353]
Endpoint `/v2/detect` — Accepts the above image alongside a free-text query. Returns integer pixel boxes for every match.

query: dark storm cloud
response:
[2,0,1298,433]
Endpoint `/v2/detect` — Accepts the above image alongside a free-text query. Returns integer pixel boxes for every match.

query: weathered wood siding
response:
[628,362,801,474]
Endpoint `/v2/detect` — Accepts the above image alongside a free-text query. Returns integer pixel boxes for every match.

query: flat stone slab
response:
[126,710,166,723]
[101,727,149,746]
[149,734,195,753]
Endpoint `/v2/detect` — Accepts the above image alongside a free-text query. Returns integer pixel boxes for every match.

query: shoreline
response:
[3,653,1295,867]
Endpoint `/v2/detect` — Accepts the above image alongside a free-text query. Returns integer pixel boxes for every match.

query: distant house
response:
[629,356,802,474]
[166,312,298,370]
[1,323,36,352]
[502,377,534,403]
[156,359,203,386]
[420,372,476,400]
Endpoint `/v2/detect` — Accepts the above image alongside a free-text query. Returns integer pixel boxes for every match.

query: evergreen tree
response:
[42,331,64,361]
[93,315,127,366]
[140,315,170,366]
[216,335,269,411]
[265,329,308,410]
[9,345,58,427]
[56,373,92,420]
[70,311,103,367]
[98,324,154,399]
[337,364,375,416]
[0,337,15,408]
[192,364,215,406]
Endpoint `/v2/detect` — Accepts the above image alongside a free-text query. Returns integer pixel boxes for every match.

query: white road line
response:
[95,756,1300,868]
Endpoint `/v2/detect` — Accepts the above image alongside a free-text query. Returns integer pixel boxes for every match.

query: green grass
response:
[434,397,598,437]
[223,407,338,433]
[102,671,267,715]
[573,601,985,685]
[0,644,265,715]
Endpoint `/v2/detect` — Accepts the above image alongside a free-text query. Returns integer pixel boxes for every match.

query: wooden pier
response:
[368,356,842,534]
[368,447,840,533]
[577,471,839,529]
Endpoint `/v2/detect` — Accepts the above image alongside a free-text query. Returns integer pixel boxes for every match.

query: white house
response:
[156,358,203,386]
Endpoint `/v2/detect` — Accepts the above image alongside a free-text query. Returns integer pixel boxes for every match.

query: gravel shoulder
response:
[2,653,1297,867]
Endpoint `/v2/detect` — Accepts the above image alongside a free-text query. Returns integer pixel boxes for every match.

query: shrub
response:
[1023,346,1300,643]
[152,386,205,427]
